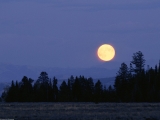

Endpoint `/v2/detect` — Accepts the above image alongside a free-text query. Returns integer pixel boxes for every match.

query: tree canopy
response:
[1,51,160,102]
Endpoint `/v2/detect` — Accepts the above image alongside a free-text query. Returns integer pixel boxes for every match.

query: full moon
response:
[97,44,115,61]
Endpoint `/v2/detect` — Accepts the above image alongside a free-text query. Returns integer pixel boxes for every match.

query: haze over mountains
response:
[0,60,122,82]
[0,58,158,82]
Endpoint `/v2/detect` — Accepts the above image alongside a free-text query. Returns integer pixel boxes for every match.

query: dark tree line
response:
[114,51,160,102]
[1,51,160,102]
[1,72,115,102]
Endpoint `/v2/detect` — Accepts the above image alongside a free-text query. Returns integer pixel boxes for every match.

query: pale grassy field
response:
[0,102,160,120]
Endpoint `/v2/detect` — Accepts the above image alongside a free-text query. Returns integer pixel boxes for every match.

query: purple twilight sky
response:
[0,0,160,69]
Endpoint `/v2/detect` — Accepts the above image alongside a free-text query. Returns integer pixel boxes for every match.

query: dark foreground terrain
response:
[0,102,160,120]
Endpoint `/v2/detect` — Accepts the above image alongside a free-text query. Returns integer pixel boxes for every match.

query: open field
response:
[0,102,160,120]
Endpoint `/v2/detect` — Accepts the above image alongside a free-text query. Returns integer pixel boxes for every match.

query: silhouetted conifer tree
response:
[19,76,33,102]
[34,72,49,101]
[53,77,58,101]
[48,78,53,101]
[5,80,20,102]
[59,81,69,101]
[131,51,145,75]
[72,76,81,101]
[114,63,131,102]
[86,77,94,101]
[94,80,103,103]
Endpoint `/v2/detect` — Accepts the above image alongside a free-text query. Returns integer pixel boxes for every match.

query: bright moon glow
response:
[97,44,115,61]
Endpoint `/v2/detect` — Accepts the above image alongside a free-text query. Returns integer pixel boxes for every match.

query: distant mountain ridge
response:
[0,63,117,82]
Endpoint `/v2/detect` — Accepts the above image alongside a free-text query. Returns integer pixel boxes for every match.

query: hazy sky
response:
[0,0,160,68]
